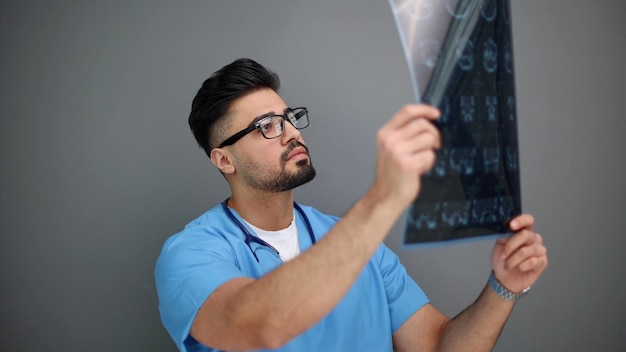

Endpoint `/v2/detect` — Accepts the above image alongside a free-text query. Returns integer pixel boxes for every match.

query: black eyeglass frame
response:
[218,107,308,148]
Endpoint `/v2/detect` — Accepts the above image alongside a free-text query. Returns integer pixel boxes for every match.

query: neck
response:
[228,189,295,231]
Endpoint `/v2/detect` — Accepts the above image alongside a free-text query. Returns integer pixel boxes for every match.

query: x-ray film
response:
[389,0,522,246]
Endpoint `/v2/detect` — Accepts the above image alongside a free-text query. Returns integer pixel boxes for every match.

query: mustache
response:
[281,141,309,162]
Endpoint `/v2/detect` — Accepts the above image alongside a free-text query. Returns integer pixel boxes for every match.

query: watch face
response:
[390,0,522,247]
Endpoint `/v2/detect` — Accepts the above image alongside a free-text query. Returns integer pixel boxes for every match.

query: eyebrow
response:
[249,107,291,126]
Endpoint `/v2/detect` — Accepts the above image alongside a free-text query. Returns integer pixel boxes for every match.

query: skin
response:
[192,88,548,351]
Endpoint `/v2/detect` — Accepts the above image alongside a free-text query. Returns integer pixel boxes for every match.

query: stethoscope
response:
[221,198,317,262]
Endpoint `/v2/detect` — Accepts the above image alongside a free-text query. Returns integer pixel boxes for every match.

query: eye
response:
[258,116,282,136]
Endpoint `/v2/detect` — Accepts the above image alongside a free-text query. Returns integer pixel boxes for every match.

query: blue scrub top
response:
[155,203,429,351]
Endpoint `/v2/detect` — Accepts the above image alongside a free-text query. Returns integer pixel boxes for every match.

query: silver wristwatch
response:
[488,271,531,301]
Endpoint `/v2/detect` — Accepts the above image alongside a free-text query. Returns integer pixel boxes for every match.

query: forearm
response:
[437,284,515,352]
[432,213,546,352]
[249,192,401,337]
[196,189,405,349]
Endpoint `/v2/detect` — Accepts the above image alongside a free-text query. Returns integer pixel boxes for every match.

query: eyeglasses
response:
[218,107,309,148]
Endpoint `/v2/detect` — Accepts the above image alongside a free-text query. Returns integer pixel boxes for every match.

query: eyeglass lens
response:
[258,108,308,139]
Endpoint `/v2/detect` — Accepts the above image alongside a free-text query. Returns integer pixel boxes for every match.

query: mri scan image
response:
[480,0,498,22]
[390,0,521,245]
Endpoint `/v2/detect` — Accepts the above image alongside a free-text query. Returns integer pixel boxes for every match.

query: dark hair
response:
[188,58,281,156]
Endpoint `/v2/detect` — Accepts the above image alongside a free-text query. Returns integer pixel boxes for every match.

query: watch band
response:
[488,270,531,301]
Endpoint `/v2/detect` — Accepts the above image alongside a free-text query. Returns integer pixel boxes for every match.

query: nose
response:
[280,119,302,144]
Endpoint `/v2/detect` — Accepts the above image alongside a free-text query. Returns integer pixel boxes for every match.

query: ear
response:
[210,148,236,175]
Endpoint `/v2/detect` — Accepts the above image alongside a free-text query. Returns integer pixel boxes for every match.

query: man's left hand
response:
[491,214,548,293]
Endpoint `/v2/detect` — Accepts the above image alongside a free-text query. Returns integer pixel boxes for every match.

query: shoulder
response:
[183,203,231,230]
[157,204,237,263]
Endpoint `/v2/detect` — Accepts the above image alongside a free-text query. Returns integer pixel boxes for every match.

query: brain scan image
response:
[463,177,483,198]
[409,203,440,230]
[439,96,452,124]
[455,38,475,71]
[428,148,449,177]
[480,0,497,21]
[505,147,518,171]
[472,198,499,223]
[415,213,438,230]
[485,96,498,122]
[441,201,471,227]
[450,148,477,175]
[482,148,501,173]
[482,38,498,73]
[391,0,521,245]
[507,96,515,121]
[460,96,476,123]
[445,0,474,19]
[497,195,517,219]
[504,41,513,74]
[501,1,510,24]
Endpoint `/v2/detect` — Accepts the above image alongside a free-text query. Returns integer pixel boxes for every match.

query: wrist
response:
[488,271,531,302]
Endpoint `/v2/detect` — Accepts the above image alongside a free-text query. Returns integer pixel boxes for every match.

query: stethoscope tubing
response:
[221,198,317,262]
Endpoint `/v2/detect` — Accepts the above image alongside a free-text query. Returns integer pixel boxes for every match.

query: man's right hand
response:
[372,104,441,209]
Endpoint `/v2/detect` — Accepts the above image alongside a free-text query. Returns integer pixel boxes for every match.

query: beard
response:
[241,141,316,193]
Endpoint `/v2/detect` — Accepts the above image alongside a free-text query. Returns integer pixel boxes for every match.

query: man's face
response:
[224,88,315,192]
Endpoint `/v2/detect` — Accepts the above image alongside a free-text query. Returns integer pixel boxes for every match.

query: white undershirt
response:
[243,211,301,262]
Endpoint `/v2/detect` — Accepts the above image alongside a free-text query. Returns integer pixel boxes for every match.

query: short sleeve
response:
[154,228,246,351]
[376,244,430,333]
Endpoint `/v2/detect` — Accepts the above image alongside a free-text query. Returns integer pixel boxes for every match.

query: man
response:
[155,58,548,351]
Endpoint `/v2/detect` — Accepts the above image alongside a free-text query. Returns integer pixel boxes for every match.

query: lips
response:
[287,146,308,160]
[281,142,310,164]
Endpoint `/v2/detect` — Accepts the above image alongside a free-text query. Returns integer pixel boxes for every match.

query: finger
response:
[378,107,441,153]
[501,229,537,260]
[505,243,547,270]
[509,214,535,232]
[496,234,510,245]
[385,116,441,155]
[412,149,437,174]
[388,139,437,175]
[377,131,437,164]
[402,119,442,150]
[394,128,441,155]
[516,252,549,272]
[386,104,441,130]
[398,116,440,138]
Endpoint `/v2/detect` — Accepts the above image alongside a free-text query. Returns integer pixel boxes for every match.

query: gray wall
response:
[1,1,624,351]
